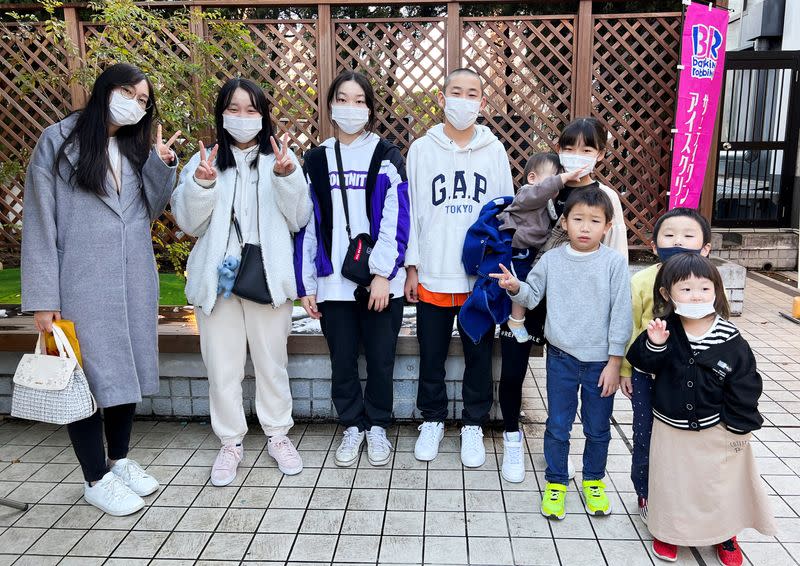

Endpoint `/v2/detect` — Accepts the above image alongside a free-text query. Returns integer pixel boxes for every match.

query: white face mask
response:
[108,91,147,127]
[673,299,717,319]
[444,97,481,131]
[223,114,263,144]
[559,152,597,175]
[331,105,370,135]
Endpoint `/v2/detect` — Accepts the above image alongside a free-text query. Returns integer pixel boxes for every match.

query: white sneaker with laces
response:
[460,425,486,468]
[414,421,444,461]
[568,456,576,480]
[335,426,365,467]
[110,458,159,496]
[366,426,393,466]
[211,444,243,487]
[84,471,145,516]
[501,430,526,483]
[268,435,303,475]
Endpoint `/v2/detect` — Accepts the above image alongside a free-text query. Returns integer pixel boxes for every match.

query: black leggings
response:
[499,308,545,432]
[67,403,136,483]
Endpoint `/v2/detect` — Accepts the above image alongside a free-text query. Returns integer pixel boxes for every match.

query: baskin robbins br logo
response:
[690,23,723,79]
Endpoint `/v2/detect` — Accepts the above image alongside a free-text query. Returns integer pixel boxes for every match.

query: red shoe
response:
[637,496,648,524]
[716,537,743,566]
[652,539,678,562]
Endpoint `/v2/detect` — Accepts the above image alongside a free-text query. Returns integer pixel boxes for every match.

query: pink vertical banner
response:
[668,3,729,210]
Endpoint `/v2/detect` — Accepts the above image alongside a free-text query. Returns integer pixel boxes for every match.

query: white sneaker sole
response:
[334,450,361,467]
[210,473,237,487]
[129,482,159,497]
[368,452,392,466]
[85,494,144,517]
[277,463,303,476]
[461,455,486,468]
[652,548,678,562]
[501,468,525,483]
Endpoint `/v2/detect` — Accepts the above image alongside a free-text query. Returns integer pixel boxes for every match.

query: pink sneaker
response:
[211,444,243,487]
[268,435,303,475]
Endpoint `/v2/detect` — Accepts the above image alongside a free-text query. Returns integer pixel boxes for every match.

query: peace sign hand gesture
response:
[489,263,521,295]
[156,124,181,165]
[194,141,219,183]
[270,133,296,177]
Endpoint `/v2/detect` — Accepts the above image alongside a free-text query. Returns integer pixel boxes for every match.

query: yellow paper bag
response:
[44,320,83,366]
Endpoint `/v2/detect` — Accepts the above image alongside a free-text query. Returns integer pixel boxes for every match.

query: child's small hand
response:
[647,318,670,345]
[598,366,620,397]
[560,164,591,185]
[620,376,633,399]
[490,263,520,295]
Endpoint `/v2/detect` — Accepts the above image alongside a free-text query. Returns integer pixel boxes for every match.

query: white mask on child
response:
[558,152,597,175]
[223,114,263,144]
[444,97,481,131]
[331,105,370,135]
[673,299,716,319]
[108,91,147,126]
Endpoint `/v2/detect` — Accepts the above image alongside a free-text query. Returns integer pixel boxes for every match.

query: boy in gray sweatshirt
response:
[491,186,632,521]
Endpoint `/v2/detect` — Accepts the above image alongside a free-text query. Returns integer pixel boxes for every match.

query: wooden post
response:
[189,5,205,136]
[699,0,729,222]
[63,7,86,110]
[446,2,460,75]
[572,0,593,118]
[317,3,335,140]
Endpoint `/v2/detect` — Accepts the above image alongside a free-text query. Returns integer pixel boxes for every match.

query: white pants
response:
[196,296,294,444]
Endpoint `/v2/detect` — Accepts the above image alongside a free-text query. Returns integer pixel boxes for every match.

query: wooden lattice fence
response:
[0,1,682,265]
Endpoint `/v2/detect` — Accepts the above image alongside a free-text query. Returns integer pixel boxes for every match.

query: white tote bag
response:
[11,325,96,425]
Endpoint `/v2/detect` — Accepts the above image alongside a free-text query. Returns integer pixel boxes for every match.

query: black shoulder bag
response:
[335,140,374,287]
[230,167,273,305]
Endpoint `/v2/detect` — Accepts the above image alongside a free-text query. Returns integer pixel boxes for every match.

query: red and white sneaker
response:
[652,539,678,562]
[716,537,743,566]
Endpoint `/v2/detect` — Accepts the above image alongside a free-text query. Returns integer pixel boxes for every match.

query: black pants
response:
[499,313,543,432]
[416,301,494,425]
[319,297,404,431]
[67,403,137,483]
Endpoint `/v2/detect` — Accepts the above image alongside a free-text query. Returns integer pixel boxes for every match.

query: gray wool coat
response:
[21,114,178,408]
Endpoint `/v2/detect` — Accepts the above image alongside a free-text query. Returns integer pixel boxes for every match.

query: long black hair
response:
[57,63,156,196]
[326,70,376,132]
[214,78,274,172]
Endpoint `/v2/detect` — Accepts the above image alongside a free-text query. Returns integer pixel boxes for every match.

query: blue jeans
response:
[630,369,654,499]
[544,345,614,486]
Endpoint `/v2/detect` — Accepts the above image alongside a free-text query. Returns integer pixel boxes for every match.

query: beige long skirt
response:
[648,420,776,546]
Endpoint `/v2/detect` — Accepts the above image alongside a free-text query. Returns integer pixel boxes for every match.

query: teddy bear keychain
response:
[217,256,240,298]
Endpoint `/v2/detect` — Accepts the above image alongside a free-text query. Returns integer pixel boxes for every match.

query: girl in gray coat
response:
[172,78,312,486]
[22,63,179,517]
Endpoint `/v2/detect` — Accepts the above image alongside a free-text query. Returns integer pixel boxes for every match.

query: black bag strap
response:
[334,140,354,240]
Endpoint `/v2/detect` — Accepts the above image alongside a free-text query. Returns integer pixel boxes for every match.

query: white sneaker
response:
[460,425,486,468]
[568,456,576,480]
[84,472,144,516]
[365,426,393,466]
[335,426,365,467]
[110,458,159,496]
[211,444,243,487]
[414,421,444,461]
[501,430,526,483]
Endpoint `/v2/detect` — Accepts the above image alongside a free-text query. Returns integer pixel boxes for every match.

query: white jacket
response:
[405,123,514,293]
[172,149,312,315]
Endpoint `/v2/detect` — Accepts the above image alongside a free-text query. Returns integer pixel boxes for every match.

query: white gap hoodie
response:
[405,123,514,294]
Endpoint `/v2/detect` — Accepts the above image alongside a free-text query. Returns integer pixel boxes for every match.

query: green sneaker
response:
[541,482,567,520]
[582,480,611,515]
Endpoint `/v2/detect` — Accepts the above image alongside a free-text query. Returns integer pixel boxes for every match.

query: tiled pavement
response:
[1,275,799,565]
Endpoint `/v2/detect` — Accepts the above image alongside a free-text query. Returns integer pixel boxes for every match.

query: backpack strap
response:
[363,138,395,224]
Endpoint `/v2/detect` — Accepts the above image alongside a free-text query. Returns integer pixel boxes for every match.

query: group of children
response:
[485,138,775,565]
